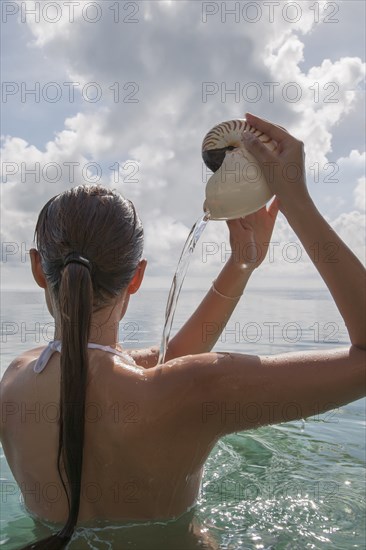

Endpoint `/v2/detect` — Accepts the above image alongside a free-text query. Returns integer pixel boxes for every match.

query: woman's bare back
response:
[1,346,217,523]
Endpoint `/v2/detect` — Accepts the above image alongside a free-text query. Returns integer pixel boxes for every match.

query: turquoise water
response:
[1,287,365,549]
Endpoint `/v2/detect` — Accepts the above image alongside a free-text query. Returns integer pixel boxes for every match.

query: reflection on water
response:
[198,428,365,549]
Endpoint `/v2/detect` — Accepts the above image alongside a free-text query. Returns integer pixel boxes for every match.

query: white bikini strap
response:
[33,340,135,373]
[87,343,137,365]
[33,340,62,373]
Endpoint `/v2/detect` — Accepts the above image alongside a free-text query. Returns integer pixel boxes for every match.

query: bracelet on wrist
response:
[211,280,243,301]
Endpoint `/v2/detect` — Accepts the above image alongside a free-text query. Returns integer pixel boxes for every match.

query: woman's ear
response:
[30,248,47,289]
[127,259,147,294]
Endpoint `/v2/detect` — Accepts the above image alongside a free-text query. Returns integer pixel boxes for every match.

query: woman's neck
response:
[53,305,122,347]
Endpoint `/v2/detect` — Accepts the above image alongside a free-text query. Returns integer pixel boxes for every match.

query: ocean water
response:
[1,286,365,550]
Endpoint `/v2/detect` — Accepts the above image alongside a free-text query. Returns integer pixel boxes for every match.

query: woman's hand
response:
[227,198,279,270]
[242,112,311,217]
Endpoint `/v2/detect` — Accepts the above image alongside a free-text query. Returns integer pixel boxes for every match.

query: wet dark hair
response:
[21,185,144,549]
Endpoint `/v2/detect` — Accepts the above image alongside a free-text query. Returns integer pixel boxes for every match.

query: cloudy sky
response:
[1,0,365,290]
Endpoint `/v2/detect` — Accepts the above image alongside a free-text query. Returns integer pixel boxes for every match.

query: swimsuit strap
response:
[33,341,62,373]
[33,340,136,373]
[86,342,137,365]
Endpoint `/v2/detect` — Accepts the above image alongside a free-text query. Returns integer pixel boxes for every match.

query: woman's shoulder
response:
[1,346,47,386]
[0,346,47,440]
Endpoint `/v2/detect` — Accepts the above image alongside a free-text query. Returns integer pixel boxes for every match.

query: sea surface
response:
[1,286,365,549]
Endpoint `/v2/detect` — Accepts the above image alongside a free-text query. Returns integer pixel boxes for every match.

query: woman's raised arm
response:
[242,113,366,350]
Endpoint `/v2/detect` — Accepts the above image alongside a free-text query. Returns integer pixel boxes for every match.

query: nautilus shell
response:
[201,119,276,220]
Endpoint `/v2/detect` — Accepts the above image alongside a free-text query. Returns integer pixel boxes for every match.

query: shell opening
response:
[202,146,237,173]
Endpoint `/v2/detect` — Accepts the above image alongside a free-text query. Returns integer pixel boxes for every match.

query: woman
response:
[1,113,365,550]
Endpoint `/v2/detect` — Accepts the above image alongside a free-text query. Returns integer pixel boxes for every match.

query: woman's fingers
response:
[256,205,267,215]
[242,131,273,163]
[227,199,279,230]
[268,197,280,219]
[245,112,290,142]
[226,218,240,230]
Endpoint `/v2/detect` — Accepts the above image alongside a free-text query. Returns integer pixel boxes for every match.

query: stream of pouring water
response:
[158,213,210,364]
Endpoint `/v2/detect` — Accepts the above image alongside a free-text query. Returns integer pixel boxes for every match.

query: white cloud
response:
[353,177,366,212]
[331,210,366,263]
[306,149,366,217]
[263,41,365,166]
[337,150,366,184]
[1,0,365,289]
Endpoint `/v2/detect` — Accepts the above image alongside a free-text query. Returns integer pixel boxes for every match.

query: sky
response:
[1,0,365,290]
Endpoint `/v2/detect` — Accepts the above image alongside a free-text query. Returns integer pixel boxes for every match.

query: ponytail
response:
[21,259,93,549]
[22,185,144,548]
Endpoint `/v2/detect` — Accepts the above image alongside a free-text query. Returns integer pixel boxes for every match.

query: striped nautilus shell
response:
[201,119,276,220]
